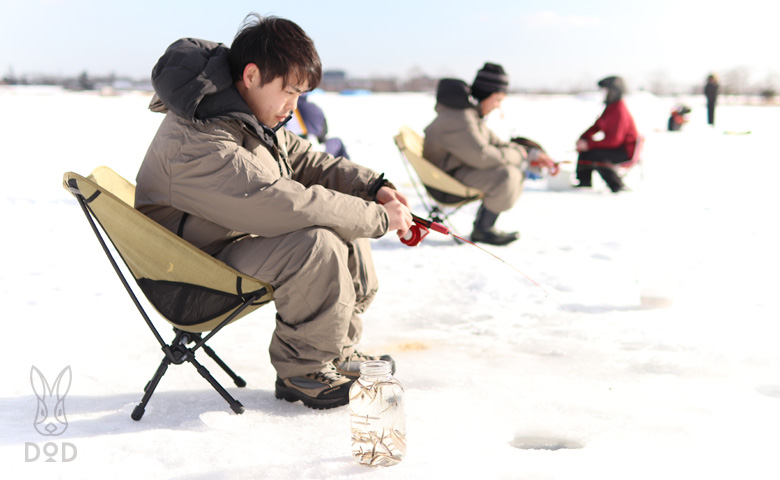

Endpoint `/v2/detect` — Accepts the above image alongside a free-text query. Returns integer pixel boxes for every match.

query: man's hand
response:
[576,139,589,152]
[376,186,409,207]
[376,186,412,237]
[535,151,556,169]
[382,199,412,238]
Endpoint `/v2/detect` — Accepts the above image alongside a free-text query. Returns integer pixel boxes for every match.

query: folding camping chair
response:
[393,125,484,226]
[63,167,274,420]
[578,134,646,179]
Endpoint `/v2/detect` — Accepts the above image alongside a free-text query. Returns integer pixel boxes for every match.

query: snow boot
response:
[470,206,519,246]
[275,363,352,410]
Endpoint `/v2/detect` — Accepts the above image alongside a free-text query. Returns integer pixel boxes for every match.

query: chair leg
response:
[182,330,246,387]
[429,206,446,225]
[189,355,245,415]
[202,344,247,387]
[132,357,171,421]
[130,331,247,421]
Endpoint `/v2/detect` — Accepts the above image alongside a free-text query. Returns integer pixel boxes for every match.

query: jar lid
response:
[359,360,392,377]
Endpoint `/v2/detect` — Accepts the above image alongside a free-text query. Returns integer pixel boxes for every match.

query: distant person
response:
[704,73,719,126]
[135,14,412,410]
[287,93,351,158]
[422,62,555,246]
[574,76,638,193]
[667,104,691,132]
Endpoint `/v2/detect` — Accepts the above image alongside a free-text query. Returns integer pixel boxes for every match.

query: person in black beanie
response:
[471,62,509,102]
[422,63,554,246]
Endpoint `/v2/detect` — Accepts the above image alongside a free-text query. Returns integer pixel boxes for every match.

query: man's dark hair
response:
[229,13,322,90]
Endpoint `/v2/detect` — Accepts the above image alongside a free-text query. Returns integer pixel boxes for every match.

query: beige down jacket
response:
[135,38,389,255]
[423,79,525,173]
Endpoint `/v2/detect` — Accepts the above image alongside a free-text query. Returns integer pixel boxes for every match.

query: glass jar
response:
[349,360,406,466]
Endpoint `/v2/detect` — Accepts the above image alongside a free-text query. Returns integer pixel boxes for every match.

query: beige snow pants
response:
[453,164,525,213]
[214,227,377,378]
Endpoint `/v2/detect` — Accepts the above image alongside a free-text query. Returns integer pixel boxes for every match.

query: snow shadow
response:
[0,387,327,446]
[560,303,658,314]
[756,385,780,399]
[509,434,585,451]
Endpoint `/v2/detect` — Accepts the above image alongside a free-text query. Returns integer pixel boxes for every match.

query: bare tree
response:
[647,69,671,96]
[721,66,751,95]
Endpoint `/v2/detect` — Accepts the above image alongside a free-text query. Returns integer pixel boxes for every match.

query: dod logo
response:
[25,366,77,463]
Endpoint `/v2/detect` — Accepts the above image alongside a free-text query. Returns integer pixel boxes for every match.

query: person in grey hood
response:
[135,13,412,410]
[423,63,554,246]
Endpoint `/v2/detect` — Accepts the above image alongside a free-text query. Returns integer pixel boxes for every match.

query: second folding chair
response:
[393,125,484,226]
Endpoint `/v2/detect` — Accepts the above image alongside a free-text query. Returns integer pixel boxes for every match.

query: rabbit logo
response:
[30,366,72,436]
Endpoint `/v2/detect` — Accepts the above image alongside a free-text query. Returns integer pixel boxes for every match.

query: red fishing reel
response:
[401,223,430,246]
[400,214,450,247]
[378,199,450,247]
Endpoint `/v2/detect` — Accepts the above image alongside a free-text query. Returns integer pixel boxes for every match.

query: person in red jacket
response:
[575,76,638,193]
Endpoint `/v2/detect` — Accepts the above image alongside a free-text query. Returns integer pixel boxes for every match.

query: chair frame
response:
[394,125,484,228]
[64,170,272,420]
[577,135,645,179]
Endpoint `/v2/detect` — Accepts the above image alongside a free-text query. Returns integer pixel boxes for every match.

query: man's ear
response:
[242,63,261,88]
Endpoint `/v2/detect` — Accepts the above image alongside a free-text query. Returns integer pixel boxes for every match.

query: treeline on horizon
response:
[2,67,777,101]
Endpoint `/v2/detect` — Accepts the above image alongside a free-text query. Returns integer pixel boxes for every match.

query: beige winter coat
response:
[423,79,527,213]
[134,38,390,378]
[136,111,389,255]
[423,105,525,173]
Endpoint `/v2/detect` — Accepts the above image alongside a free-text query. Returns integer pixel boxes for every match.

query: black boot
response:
[575,152,593,188]
[599,168,624,193]
[470,206,519,246]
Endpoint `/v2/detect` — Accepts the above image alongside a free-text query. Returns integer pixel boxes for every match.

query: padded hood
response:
[149,38,279,144]
[435,78,478,110]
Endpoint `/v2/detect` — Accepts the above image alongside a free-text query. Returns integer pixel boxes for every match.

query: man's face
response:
[479,91,506,117]
[242,73,309,128]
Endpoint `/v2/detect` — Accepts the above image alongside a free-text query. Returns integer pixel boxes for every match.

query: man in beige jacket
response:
[135,14,412,409]
[423,63,553,245]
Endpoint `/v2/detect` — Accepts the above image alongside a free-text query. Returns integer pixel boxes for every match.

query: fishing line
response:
[403,213,561,306]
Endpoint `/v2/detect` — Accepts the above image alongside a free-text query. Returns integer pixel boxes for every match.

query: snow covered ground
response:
[1,86,779,479]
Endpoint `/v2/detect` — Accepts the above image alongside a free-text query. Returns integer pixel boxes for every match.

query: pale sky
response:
[2,0,779,91]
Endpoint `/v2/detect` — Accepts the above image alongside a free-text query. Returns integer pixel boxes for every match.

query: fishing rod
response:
[400,213,554,300]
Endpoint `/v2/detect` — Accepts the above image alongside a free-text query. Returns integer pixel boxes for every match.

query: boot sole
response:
[274,384,350,410]
[470,235,520,246]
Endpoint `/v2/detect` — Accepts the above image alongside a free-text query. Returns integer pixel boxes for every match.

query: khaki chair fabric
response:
[63,167,273,333]
[394,125,484,209]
